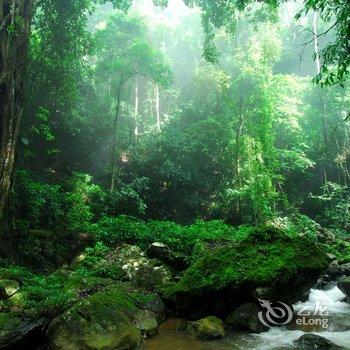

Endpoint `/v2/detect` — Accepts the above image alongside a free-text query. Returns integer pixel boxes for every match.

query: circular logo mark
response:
[258,299,293,327]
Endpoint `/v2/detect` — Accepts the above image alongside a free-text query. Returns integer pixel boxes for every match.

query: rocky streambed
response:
[0,224,349,349]
[143,285,350,349]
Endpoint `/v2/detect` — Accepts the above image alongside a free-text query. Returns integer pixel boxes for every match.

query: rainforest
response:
[0,0,349,349]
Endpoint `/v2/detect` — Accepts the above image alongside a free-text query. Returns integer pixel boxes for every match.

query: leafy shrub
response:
[64,172,105,232]
[92,215,248,254]
[105,185,147,217]
[312,181,350,232]
[14,170,64,228]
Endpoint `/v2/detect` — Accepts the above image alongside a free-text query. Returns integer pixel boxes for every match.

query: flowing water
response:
[142,286,350,349]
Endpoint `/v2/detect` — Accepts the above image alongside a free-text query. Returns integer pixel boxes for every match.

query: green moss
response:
[167,225,329,300]
[326,238,350,263]
[187,316,225,340]
[0,265,112,319]
[47,284,144,350]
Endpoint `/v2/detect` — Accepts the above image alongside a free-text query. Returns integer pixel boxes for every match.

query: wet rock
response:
[186,316,225,340]
[133,309,159,338]
[294,333,341,349]
[337,276,350,298]
[314,275,333,290]
[47,284,160,350]
[225,302,268,333]
[136,293,166,323]
[326,261,343,279]
[0,313,45,349]
[165,226,329,315]
[146,242,188,271]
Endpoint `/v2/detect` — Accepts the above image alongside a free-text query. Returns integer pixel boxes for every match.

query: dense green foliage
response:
[11,0,348,235]
[1,2,349,349]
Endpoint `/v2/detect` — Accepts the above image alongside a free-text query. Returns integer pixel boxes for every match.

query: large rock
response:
[0,313,45,348]
[326,261,350,279]
[133,309,158,338]
[316,228,336,244]
[165,226,329,315]
[146,242,188,271]
[78,244,172,291]
[0,280,20,299]
[294,334,341,349]
[47,284,160,350]
[225,302,268,333]
[136,293,166,324]
[337,277,350,298]
[186,316,225,340]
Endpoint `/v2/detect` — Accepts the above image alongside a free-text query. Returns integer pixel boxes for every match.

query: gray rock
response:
[136,293,166,323]
[316,228,336,244]
[225,302,268,333]
[146,242,188,270]
[294,333,341,349]
[0,313,45,349]
[133,309,159,338]
[337,276,350,298]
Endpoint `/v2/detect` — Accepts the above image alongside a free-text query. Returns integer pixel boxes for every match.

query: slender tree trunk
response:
[154,83,160,132]
[312,11,329,147]
[0,0,33,230]
[235,113,244,184]
[134,78,139,144]
[110,83,123,192]
[312,11,321,76]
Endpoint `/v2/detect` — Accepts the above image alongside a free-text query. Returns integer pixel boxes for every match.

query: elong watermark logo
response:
[258,299,329,329]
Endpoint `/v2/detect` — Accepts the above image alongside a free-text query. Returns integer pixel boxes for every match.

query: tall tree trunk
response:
[134,78,139,144]
[312,11,329,147]
[235,113,244,183]
[0,0,33,230]
[110,83,122,192]
[154,83,160,132]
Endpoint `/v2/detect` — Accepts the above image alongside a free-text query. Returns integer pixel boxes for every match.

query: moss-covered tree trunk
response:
[0,0,33,231]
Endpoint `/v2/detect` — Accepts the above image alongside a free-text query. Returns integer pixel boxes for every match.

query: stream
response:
[142,285,350,349]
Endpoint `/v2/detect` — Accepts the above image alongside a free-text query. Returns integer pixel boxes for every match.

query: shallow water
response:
[143,286,350,350]
[142,329,350,350]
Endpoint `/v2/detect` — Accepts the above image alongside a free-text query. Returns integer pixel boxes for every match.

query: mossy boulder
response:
[47,284,161,350]
[75,244,172,291]
[165,226,329,315]
[186,316,225,340]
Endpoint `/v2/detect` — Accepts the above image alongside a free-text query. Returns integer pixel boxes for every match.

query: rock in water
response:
[337,276,350,298]
[186,316,225,340]
[133,309,159,338]
[294,333,341,349]
[225,302,268,333]
[165,225,329,315]
[47,284,160,350]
